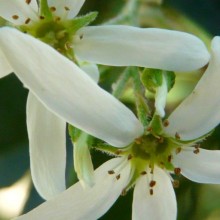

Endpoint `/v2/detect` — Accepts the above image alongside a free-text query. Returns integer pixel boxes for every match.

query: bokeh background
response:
[1,0,220,219]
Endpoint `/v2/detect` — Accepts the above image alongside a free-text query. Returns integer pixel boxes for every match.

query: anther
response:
[141,171,147,175]
[55,16,61,21]
[25,0,31,4]
[172,180,180,188]
[39,16,45,20]
[135,138,142,144]
[175,147,182,154]
[64,6,70,11]
[25,18,31,24]
[79,34,83,40]
[193,148,200,154]
[115,150,122,155]
[163,120,169,127]
[116,174,121,180]
[174,167,181,175]
[157,136,164,143]
[50,6,56,12]
[121,189,127,196]
[108,170,115,175]
[175,132,181,140]
[147,127,152,132]
[12,15,19,20]
[168,155,172,163]
[149,180,156,187]
[149,189,154,195]
[127,154,133,160]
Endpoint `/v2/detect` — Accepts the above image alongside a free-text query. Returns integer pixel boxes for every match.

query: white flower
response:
[0,0,210,200]
[14,36,220,220]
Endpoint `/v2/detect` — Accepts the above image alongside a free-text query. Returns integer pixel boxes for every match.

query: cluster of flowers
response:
[1,0,220,219]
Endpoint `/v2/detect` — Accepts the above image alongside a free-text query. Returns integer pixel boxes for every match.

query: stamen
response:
[168,155,173,163]
[135,138,142,144]
[64,6,70,11]
[175,147,182,154]
[121,189,127,196]
[172,180,180,188]
[163,120,169,127]
[108,170,115,175]
[50,6,56,12]
[141,171,147,175]
[175,132,181,140]
[149,180,156,187]
[116,174,121,180]
[127,154,133,160]
[55,16,61,22]
[149,189,154,195]
[146,127,152,132]
[157,136,164,143]
[12,15,19,20]
[174,167,181,175]
[25,18,31,24]
[79,34,84,40]
[25,0,31,4]
[115,150,122,155]
[39,16,45,20]
[193,147,200,154]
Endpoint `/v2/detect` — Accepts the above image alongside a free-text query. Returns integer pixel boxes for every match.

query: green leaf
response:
[141,68,163,93]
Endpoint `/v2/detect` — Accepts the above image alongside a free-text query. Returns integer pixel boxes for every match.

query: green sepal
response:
[141,68,163,93]
[164,71,176,92]
[39,0,53,20]
[149,114,163,135]
[68,124,82,142]
[65,12,98,34]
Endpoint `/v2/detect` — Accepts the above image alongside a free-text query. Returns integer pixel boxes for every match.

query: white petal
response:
[15,158,130,220]
[78,61,100,83]
[173,147,220,184]
[132,167,177,220]
[27,93,66,200]
[0,27,143,147]
[73,133,95,187]
[155,74,168,117]
[165,37,220,140]
[74,25,210,72]
[0,48,12,78]
[47,0,85,19]
[0,0,38,25]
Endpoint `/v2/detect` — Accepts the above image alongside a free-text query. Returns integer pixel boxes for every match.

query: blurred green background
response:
[1,0,220,219]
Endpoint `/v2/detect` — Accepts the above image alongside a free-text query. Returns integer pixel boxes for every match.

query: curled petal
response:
[165,37,220,140]
[0,27,143,147]
[47,0,85,19]
[132,167,177,220]
[74,25,210,72]
[0,0,38,25]
[173,147,220,184]
[15,158,130,220]
[27,93,66,200]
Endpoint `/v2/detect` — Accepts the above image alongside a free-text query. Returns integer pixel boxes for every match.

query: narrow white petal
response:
[27,93,66,200]
[74,25,210,72]
[73,133,95,187]
[0,48,12,78]
[0,27,143,147]
[0,0,38,25]
[15,158,130,220]
[173,147,220,184]
[155,74,168,117]
[132,167,177,220]
[165,37,220,140]
[79,61,100,83]
[47,0,85,19]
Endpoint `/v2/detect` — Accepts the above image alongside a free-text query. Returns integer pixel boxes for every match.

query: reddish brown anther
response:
[25,18,31,24]
[116,174,121,180]
[127,154,133,160]
[150,189,154,195]
[25,0,31,4]
[163,120,169,127]
[174,167,181,175]
[175,147,182,154]
[64,6,70,11]
[115,150,122,155]
[172,180,180,188]
[168,155,173,163]
[50,6,56,12]
[149,180,156,187]
[193,148,200,154]
[175,132,181,140]
[141,171,147,175]
[147,127,152,132]
[108,170,115,175]
[12,15,19,20]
